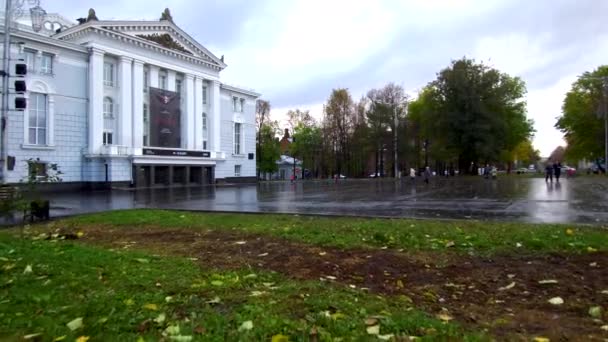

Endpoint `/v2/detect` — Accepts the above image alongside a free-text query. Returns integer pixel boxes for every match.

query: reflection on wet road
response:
[38,177,608,224]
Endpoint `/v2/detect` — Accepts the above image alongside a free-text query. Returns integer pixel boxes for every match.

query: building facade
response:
[1,9,259,188]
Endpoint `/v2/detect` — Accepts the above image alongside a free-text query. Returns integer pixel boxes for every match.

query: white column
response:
[119,56,133,146]
[88,48,104,154]
[149,65,159,88]
[167,70,176,91]
[194,77,203,150]
[132,59,144,151]
[211,80,221,152]
[185,74,195,149]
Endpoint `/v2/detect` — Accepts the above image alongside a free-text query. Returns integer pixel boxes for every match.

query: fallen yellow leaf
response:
[75,336,89,342]
[366,325,380,335]
[124,298,134,306]
[533,337,549,342]
[548,297,564,305]
[66,317,83,331]
[238,321,253,331]
[271,334,290,342]
[587,246,598,253]
[143,303,158,311]
[565,229,574,236]
[76,231,84,238]
[436,312,453,321]
[53,336,66,341]
[330,312,345,320]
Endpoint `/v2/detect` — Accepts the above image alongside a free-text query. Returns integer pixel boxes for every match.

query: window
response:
[202,112,208,150]
[234,165,241,177]
[103,62,114,86]
[232,96,238,112]
[24,50,36,72]
[202,85,207,104]
[103,131,113,145]
[28,161,47,178]
[176,79,182,94]
[234,122,241,155]
[159,74,167,90]
[103,97,113,118]
[40,53,52,74]
[143,70,149,93]
[240,98,245,113]
[143,103,149,146]
[28,92,47,145]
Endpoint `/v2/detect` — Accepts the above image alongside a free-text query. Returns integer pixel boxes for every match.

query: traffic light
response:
[14,62,27,110]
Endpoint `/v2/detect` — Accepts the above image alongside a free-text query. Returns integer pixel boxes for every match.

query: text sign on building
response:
[149,87,181,148]
[142,148,211,158]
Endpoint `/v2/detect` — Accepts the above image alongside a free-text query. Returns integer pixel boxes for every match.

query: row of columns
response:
[88,47,222,155]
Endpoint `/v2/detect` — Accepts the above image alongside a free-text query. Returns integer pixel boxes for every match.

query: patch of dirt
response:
[78,225,608,340]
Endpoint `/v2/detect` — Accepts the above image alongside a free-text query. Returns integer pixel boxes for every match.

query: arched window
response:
[103,97,113,118]
[202,112,208,150]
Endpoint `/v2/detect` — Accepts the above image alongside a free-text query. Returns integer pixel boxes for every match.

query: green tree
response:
[323,89,354,176]
[511,139,541,168]
[556,65,608,162]
[291,123,322,178]
[415,58,533,172]
[257,121,281,178]
[256,100,272,179]
[366,83,407,177]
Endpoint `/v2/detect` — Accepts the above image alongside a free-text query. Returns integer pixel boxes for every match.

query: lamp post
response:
[375,98,407,178]
[1,0,46,182]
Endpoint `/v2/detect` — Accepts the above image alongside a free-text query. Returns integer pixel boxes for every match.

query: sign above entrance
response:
[143,148,211,158]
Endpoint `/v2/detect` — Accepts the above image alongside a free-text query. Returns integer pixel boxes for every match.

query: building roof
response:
[277,155,301,165]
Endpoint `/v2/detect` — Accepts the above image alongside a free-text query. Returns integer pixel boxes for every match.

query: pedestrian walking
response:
[424,166,431,184]
[491,165,497,179]
[409,167,416,182]
[545,164,553,182]
[484,164,490,179]
[553,162,562,182]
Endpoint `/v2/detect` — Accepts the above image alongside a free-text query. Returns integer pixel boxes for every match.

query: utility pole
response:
[1,0,12,183]
[603,76,608,176]
[393,105,398,178]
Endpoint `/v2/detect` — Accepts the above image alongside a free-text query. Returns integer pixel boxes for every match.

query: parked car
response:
[590,163,606,174]
[515,168,529,174]
[368,172,382,178]
[561,166,576,176]
[334,174,346,179]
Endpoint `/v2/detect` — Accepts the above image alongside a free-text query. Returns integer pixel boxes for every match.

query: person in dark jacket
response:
[553,162,562,182]
[545,164,553,182]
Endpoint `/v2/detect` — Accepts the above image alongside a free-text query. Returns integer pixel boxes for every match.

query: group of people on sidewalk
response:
[545,162,562,182]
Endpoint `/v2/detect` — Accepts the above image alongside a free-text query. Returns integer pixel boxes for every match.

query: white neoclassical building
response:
[1,8,259,188]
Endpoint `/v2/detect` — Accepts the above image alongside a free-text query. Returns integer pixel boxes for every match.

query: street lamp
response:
[1,0,46,183]
[375,98,407,178]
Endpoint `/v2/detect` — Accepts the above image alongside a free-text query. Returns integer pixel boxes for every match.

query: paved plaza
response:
[21,176,608,225]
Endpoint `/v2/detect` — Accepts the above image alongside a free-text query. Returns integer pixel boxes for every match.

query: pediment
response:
[102,22,224,67]
[54,20,226,69]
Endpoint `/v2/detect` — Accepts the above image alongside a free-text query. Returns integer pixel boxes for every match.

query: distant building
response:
[260,155,301,180]
[279,128,293,155]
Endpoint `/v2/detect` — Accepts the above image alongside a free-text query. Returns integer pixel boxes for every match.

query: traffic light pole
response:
[1,0,13,183]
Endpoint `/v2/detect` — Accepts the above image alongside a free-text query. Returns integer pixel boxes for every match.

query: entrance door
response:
[204,166,214,184]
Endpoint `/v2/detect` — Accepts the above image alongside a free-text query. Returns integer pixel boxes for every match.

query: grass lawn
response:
[64,209,608,255]
[0,233,474,341]
[1,209,607,341]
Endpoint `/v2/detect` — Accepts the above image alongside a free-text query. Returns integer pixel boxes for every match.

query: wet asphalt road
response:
[23,176,608,225]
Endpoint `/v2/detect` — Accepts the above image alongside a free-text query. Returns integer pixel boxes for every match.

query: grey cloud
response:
[266,0,608,109]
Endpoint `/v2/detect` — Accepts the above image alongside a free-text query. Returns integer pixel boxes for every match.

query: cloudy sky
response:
[48,0,608,156]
